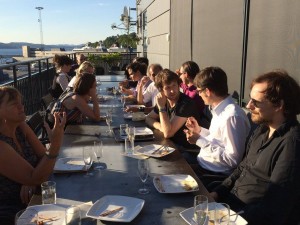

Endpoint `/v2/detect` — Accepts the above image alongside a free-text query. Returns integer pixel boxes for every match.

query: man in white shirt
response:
[184,66,250,175]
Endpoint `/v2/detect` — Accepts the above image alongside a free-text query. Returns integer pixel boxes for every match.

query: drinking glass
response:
[65,206,81,225]
[137,159,150,194]
[41,181,56,204]
[126,126,135,153]
[120,95,126,110]
[93,141,104,170]
[120,124,128,137]
[15,208,38,225]
[105,113,113,134]
[112,86,117,98]
[83,146,93,177]
[193,195,208,225]
[214,203,230,225]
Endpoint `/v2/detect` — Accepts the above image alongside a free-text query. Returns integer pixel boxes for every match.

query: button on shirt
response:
[196,96,250,174]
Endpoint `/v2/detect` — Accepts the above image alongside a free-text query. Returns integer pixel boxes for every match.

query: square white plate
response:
[123,112,133,119]
[135,127,153,136]
[17,204,66,225]
[86,195,145,222]
[54,157,92,173]
[180,202,248,225]
[153,174,199,193]
[137,144,175,158]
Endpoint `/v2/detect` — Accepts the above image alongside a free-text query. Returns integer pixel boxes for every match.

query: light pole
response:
[35,7,44,51]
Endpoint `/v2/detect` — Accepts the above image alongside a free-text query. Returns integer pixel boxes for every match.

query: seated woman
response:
[0,86,66,225]
[48,72,101,127]
[68,61,95,90]
[49,54,73,99]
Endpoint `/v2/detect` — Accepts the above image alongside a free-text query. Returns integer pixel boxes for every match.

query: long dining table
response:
[30,75,214,225]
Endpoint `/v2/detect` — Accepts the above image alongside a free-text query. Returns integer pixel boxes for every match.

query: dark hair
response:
[126,62,147,75]
[133,57,149,66]
[0,86,21,105]
[194,66,228,97]
[53,54,73,69]
[73,73,96,95]
[155,69,181,91]
[251,69,300,118]
[181,61,200,79]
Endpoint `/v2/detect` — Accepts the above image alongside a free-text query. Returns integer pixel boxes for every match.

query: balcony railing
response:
[0,52,137,115]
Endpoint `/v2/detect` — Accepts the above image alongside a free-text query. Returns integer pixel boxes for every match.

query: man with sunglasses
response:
[210,70,300,225]
[184,66,250,176]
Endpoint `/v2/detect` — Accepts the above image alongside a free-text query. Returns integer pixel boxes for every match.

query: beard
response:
[250,111,271,125]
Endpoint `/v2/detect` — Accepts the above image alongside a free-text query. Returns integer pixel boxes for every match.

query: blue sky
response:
[0,0,136,45]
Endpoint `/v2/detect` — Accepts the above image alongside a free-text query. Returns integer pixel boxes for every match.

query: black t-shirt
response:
[154,93,202,149]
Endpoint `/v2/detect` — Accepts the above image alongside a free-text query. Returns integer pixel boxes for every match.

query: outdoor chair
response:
[26,110,49,146]
[41,93,54,111]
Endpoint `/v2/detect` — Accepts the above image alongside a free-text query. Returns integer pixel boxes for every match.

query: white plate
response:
[17,204,66,225]
[123,113,133,119]
[137,144,175,158]
[180,203,248,225]
[153,174,199,193]
[86,195,145,222]
[135,127,153,136]
[54,157,92,173]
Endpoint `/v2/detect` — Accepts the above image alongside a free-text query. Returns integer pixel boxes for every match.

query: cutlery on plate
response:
[152,145,165,155]
[99,207,124,217]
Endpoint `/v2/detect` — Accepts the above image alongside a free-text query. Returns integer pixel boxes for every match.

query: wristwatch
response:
[158,107,167,113]
[139,106,145,112]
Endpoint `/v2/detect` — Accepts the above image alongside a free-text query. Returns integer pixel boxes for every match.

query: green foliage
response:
[87,53,122,68]
[87,53,102,67]
[103,32,139,48]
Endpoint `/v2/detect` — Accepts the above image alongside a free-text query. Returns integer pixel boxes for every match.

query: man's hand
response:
[184,129,200,144]
[156,92,167,109]
[185,117,201,134]
[141,76,150,86]
[125,106,139,113]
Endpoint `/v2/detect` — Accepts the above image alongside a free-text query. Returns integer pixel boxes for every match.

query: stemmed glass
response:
[93,141,104,170]
[83,146,93,177]
[106,113,113,135]
[214,203,230,225]
[112,86,117,98]
[126,126,135,154]
[194,195,208,225]
[137,159,150,194]
[120,95,126,110]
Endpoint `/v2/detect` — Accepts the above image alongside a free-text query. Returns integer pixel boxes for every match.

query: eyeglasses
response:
[197,88,205,94]
[248,98,264,108]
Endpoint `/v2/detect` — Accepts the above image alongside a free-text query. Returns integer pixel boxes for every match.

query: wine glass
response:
[120,95,126,110]
[106,113,113,135]
[194,195,208,225]
[126,126,135,154]
[83,146,93,177]
[214,203,230,225]
[112,86,117,98]
[93,141,104,170]
[137,159,150,194]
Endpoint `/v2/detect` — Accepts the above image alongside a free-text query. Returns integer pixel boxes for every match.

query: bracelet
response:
[45,151,58,159]
[158,108,167,113]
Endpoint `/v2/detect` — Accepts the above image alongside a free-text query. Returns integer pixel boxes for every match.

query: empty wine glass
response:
[120,95,126,110]
[112,86,117,98]
[214,203,230,225]
[106,113,113,135]
[83,146,93,177]
[194,195,208,225]
[137,159,150,194]
[126,126,135,154]
[93,141,104,170]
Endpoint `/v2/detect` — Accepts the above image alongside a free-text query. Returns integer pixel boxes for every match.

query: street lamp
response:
[35,7,44,51]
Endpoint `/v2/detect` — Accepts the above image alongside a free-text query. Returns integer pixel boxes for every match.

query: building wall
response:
[136,0,300,105]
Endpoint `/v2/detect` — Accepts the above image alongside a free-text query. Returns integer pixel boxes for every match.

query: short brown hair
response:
[73,73,96,95]
[251,69,300,118]
[155,69,181,91]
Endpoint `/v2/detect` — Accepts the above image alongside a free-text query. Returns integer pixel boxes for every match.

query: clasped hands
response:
[184,117,201,144]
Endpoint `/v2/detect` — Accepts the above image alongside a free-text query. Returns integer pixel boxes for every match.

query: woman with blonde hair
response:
[68,61,95,89]
[0,86,66,224]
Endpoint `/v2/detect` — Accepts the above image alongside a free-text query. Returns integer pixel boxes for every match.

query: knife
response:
[99,207,124,217]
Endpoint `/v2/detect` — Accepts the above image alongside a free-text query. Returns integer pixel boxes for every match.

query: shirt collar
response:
[211,95,233,116]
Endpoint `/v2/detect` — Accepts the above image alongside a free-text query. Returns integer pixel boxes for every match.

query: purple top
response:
[180,83,205,112]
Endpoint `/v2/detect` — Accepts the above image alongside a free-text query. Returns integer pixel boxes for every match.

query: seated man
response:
[210,70,300,225]
[145,69,202,149]
[184,66,250,175]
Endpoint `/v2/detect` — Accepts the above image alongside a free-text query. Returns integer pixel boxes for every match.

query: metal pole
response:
[35,7,44,51]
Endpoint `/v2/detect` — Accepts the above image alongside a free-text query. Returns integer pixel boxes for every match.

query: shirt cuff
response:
[196,136,209,148]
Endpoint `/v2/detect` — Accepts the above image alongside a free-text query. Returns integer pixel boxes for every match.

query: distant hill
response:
[0,42,82,51]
